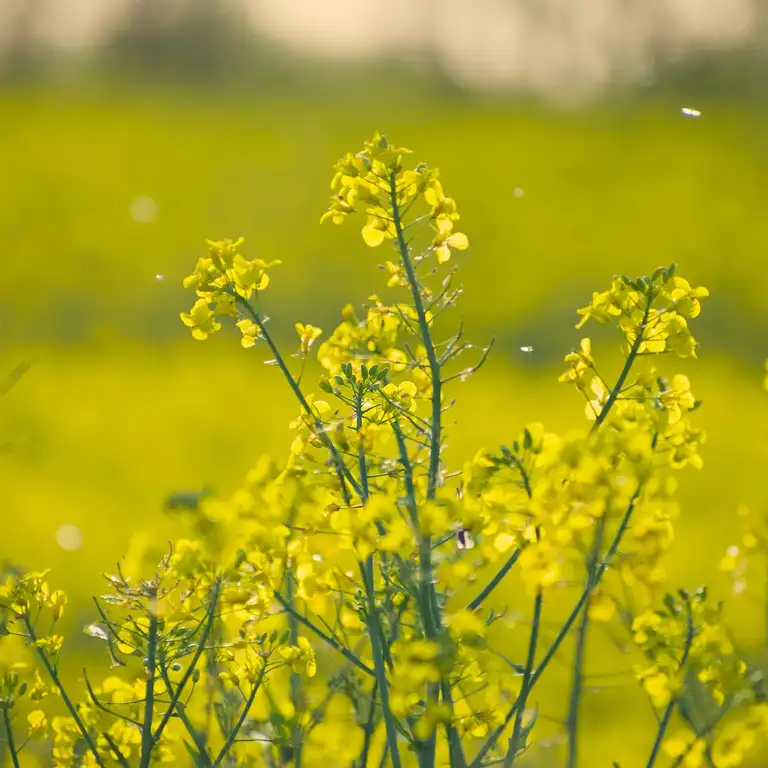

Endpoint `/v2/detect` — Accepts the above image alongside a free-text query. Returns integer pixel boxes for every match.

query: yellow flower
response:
[444,609,486,641]
[180,298,221,341]
[711,720,756,768]
[49,589,67,621]
[27,710,48,740]
[663,729,706,768]
[587,590,616,622]
[295,323,323,354]
[279,636,317,677]
[236,318,259,348]
[434,229,469,264]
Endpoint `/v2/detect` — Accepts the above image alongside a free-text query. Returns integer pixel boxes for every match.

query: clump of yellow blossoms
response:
[1,134,764,768]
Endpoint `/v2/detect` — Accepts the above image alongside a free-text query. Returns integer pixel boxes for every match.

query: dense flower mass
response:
[1,133,764,768]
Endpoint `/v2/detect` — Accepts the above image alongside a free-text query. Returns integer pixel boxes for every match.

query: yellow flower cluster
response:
[321,132,469,264]
[180,237,280,345]
[630,589,768,768]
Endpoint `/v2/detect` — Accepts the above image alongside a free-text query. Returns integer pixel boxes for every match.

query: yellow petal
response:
[450,232,469,250]
[362,225,386,247]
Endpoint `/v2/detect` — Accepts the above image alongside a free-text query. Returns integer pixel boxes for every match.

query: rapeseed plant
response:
[0,134,765,768]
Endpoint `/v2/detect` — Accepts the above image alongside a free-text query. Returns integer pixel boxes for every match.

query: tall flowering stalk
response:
[0,134,766,768]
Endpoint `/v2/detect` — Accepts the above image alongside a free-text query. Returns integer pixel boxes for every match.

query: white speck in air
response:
[681,107,701,118]
[56,523,83,551]
[130,196,159,223]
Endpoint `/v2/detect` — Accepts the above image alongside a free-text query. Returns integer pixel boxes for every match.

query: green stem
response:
[389,172,442,501]
[565,516,606,768]
[140,612,160,768]
[103,732,131,768]
[506,589,543,766]
[286,569,304,768]
[592,293,652,432]
[356,391,370,503]
[469,487,642,768]
[1,704,21,768]
[23,616,106,768]
[272,591,374,677]
[392,419,438,766]
[467,459,531,613]
[363,557,403,768]
[646,700,676,768]
[646,598,695,768]
[467,549,522,612]
[153,582,220,742]
[441,681,467,768]
[358,682,379,768]
[157,665,211,765]
[237,296,361,503]
[212,666,267,766]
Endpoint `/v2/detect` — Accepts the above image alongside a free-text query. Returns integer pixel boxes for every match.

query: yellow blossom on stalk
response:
[279,636,317,677]
[653,375,696,427]
[180,298,222,340]
[381,380,418,415]
[321,132,468,266]
[317,300,409,375]
[518,538,563,591]
[574,268,708,358]
[558,337,595,391]
[180,237,280,342]
[49,589,67,621]
[27,709,48,740]
[635,664,675,707]
[444,609,486,642]
[663,729,707,767]
[434,228,469,264]
[711,720,756,768]
[295,323,323,354]
[384,260,408,287]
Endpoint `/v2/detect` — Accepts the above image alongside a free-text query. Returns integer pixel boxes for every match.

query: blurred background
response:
[2,0,768,764]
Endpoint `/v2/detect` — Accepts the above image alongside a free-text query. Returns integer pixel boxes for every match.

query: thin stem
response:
[153,582,220,742]
[592,293,652,432]
[103,732,131,768]
[565,516,606,768]
[356,391,371,502]
[358,682,379,768]
[441,681,467,768]
[237,296,361,503]
[1,704,21,768]
[139,612,160,768]
[23,615,106,768]
[286,569,304,768]
[84,669,142,727]
[389,172,442,501]
[157,665,211,764]
[467,459,531,613]
[363,557,403,768]
[272,591,374,677]
[392,418,438,766]
[469,487,643,768]
[212,666,267,766]
[645,598,695,768]
[466,549,522,612]
[506,589,543,766]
